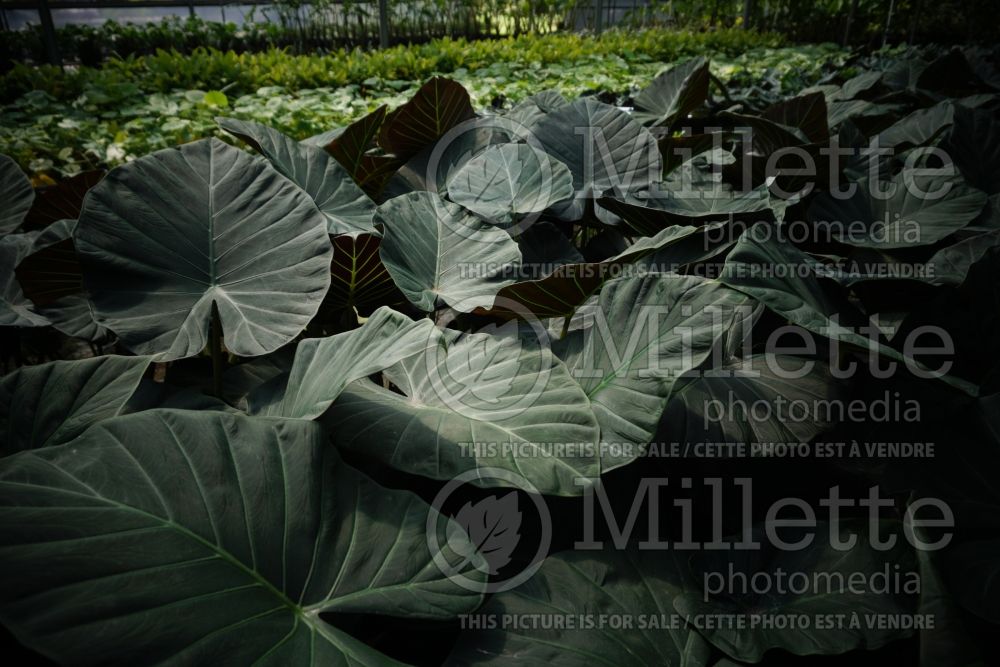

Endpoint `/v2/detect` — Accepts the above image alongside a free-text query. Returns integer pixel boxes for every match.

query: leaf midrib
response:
[20,454,328,640]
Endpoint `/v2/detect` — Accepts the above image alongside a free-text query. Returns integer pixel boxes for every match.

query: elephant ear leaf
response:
[533,98,660,220]
[376,191,522,312]
[557,273,753,470]
[0,409,486,665]
[217,117,376,235]
[327,326,601,496]
[760,91,830,143]
[0,355,151,456]
[248,306,439,418]
[807,170,987,249]
[446,143,574,224]
[940,106,1000,195]
[23,169,104,230]
[379,77,476,161]
[451,547,710,666]
[325,232,406,315]
[75,137,333,361]
[675,521,919,662]
[325,105,402,198]
[0,154,34,234]
[632,56,710,128]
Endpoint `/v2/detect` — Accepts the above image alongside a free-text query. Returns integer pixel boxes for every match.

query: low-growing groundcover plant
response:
[0,32,840,183]
[0,44,999,666]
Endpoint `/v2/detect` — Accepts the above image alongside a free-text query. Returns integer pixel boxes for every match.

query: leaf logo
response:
[452,493,522,575]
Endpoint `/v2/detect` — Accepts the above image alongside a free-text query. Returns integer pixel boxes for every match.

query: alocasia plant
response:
[0,46,998,666]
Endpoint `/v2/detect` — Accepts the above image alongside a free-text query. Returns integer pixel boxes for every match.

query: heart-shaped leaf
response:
[248,306,438,418]
[808,171,987,249]
[327,325,601,495]
[451,547,710,666]
[632,56,711,128]
[0,409,486,665]
[376,191,522,312]
[533,98,660,221]
[557,273,753,469]
[75,138,332,361]
[446,143,574,224]
[218,117,376,235]
[0,355,151,456]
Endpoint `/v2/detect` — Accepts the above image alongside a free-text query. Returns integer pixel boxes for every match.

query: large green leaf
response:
[75,138,332,361]
[248,306,438,418]
[326,326,600,495]
[598,184,772,236]
[218,117,376,235]
[533,98,660,220]
[450,547,711,666]
[760,91,830,143]
[376,191,522,312]
[834,229,1000,287]
[675,522,919,662]
[557,274,753,469]
[0,355,151,456]
[446,143,574,224]
[718,228,978,395]
[0,409,486,665]
[808,171,987,249]
[479,222,730,320]
[876,101,954,149]
[664,355,844,447]
[0,153,33,235]
[632,56,710,128]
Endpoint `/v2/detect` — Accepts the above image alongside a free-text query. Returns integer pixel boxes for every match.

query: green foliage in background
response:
[0,30,847,182]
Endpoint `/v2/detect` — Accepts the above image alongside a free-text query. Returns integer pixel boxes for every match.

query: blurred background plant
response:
[1,0,996,68]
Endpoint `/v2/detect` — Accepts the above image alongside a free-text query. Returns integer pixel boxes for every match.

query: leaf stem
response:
[560,312,572,339]
[210,302,223,398]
